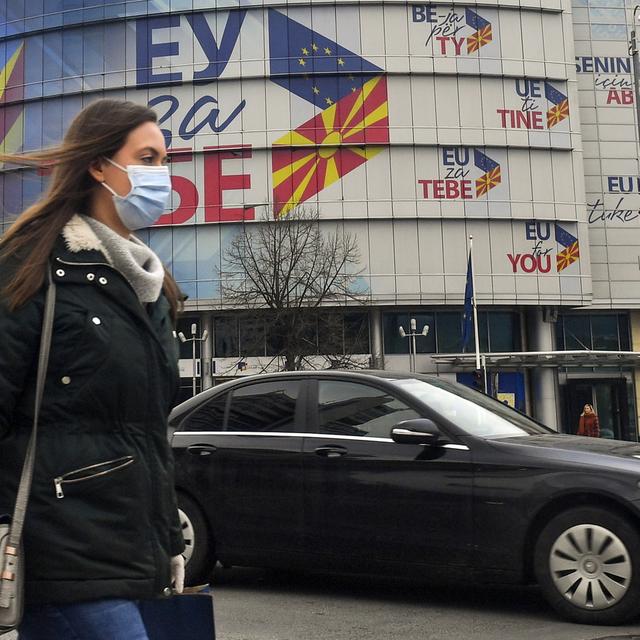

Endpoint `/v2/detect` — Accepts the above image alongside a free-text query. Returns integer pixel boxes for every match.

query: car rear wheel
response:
[177,493,214,586]
[534,506,640,625]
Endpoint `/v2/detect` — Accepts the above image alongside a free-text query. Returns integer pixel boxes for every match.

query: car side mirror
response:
[391,418,440,446]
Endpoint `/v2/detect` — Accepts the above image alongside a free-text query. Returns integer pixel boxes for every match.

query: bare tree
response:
[220,206,365,371]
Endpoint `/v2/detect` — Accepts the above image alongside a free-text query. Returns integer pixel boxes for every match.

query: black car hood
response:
[488,433,640,470]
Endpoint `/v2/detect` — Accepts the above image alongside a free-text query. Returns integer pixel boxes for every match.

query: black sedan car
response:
[170,371,640,625]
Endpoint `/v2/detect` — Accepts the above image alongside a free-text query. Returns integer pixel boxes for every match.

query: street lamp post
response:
[178,323,209,397]
[399,318,430,373]
[630,6,640,142]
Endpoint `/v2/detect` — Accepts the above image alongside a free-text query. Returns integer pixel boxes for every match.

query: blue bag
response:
[139,590,215,640]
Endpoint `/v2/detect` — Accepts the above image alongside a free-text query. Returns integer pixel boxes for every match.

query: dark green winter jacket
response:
[0,217,184,605]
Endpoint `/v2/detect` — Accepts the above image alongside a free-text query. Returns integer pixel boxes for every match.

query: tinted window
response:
[383,312,409,354]
[436,312,462,353]
[214,317,238,357]
[176,317,203,359]
[182,392,228,432]
[563,315,591,350]
[557,313,630,352]
[317,381,420,438]
[317,313,345,354]
[383,312,434,354]
[344,313,370,354]
[488,312,520,352]
[239,316,266,357]
[265,313,317,357]
[592,315,619,351]
[619,315,630,351]
[392,378,550,438]
[477,313,489,352]
[227,381,300,432]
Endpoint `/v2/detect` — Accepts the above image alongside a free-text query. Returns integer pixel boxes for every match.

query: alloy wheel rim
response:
[549,523,632,610]
[178,508,195,565]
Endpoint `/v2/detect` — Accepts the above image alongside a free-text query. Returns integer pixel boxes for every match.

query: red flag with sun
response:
[272,76,389,216]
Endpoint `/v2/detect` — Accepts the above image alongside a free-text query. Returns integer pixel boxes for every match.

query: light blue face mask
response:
[101,157,172,231]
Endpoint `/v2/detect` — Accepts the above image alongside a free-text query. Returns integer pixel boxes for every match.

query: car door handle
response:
[314,446,348,458]
[187,444,217,457]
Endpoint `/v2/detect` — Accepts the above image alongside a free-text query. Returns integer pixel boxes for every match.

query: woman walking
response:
[0,99,185,639]
[577,403,600,438]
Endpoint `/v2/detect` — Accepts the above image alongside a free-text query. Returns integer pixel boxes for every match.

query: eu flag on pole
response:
[462,253,473,352]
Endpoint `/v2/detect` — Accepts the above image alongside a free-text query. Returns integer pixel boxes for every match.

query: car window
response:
[317,381,420,439]
[392,378,551,438]
[227,381,300,432]
[181,392,228,432]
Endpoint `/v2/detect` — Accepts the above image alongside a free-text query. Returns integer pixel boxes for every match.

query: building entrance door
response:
[563,379,629,440]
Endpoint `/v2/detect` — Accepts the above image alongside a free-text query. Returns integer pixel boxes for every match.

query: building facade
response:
[0,0,638,440]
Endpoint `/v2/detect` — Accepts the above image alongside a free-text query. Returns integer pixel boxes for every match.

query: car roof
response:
[169,369,440,422]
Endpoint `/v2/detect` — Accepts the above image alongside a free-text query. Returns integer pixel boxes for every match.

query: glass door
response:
[563,379,630,441]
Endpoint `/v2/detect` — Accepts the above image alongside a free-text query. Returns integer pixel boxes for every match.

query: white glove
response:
[170,554,185,594]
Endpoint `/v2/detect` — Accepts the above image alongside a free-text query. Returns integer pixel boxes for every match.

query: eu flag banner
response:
[544,81,569,128]
[268,9,383,110]
[556,224,580,272]
[544,81,567,106]
[268,9,390,216]
[465,9,492,54]
[474,149,501,197]
[462,253,473,352]
[555,224,577,248]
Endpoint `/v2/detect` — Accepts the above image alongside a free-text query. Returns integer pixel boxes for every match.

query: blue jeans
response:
[18,598,150,640]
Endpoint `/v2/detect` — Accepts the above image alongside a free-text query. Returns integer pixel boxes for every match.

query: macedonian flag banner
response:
[272,76,389,216]
[269,9,390,216]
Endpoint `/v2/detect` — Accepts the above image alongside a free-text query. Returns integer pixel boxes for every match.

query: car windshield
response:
[392,378,552,438]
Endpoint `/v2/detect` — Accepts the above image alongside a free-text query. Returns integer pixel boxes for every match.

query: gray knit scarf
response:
[83,216,165,303]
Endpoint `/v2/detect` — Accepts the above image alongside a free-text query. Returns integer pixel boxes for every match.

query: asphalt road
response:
[6,567,640,639]
[209,567,640,640]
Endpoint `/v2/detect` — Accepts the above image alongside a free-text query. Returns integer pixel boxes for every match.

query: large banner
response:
[2,6,578,218]
[573,3,640,306]
[159,145,578,225]
[0,2,589,305]
[141,216,591,303]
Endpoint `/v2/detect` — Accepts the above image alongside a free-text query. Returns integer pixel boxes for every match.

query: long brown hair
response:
[0,98,183,321]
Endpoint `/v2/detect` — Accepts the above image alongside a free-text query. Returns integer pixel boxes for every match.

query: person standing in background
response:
[577,403,600,438]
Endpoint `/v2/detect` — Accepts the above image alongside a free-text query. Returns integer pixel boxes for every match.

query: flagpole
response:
[469,235,481,371]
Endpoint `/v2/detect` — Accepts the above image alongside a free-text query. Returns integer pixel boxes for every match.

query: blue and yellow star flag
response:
[268,9,383,109]
[465,9,492,53]
[545,82,567,106]
[555,224,577,249]
[544,82,569,128]
[474,149,501,197]
[462,253,474,352]
[556,224,580,272]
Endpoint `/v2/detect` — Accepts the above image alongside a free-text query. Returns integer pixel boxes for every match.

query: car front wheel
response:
[177,493,214,586]
[534,506,640,625]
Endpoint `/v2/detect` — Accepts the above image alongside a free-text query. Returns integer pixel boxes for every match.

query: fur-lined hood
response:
[61,214,107,254]
[58,214,164,304]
